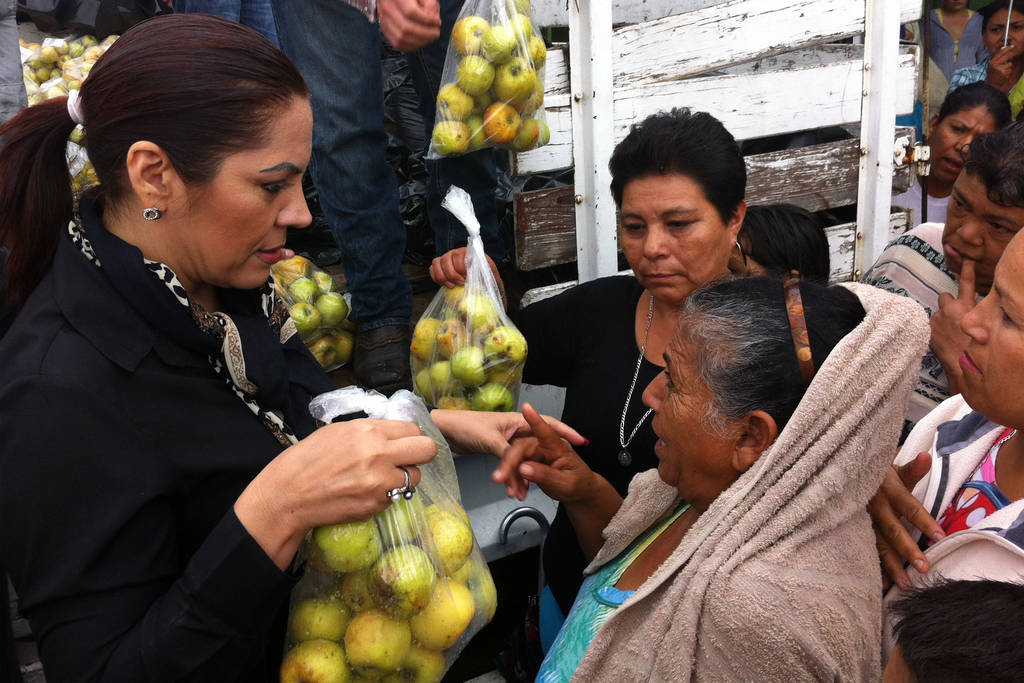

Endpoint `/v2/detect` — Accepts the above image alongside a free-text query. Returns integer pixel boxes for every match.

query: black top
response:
[0,235,326,682]
[515,276,661,614]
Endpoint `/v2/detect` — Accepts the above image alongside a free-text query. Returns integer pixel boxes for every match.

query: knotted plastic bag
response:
[411,187,527,411]
[426,0,549,158]
[280,388,496,682]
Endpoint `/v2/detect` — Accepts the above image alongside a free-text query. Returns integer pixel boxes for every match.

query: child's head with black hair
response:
[885,578,1024,683]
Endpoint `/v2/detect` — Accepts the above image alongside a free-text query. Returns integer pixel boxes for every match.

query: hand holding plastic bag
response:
[280,388,497,682]
[411,187,527,411]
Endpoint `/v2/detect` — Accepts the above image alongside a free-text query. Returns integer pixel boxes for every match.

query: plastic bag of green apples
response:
[280,387,497,683]
[270,255,356,372]
[427,0,549,158]
[411,187,527,411]
[21,34,115,106]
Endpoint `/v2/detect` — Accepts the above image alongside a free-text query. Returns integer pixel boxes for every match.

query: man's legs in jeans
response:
[272,0,412,393]
[176,0,279,46]
[0,0,26,127]
[406,0,510,264]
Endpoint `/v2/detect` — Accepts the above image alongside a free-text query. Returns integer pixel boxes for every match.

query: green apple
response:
[289,276,321,304]
[329,331,355,365]
[408,579,475,650]
[315,292,350,328]
[289,597,351,643]
[451,15,490,56]
[483,326,528,363]
[508,116,541,152]
[436,83,473,121]
[426,509,473,574]
[313,270,336,293]
[370,545,437,618]
[454,560,497,621]
[68,42,85,58]
[415,368,435,404]
[435,319,467,358]
[342,570,375,613]
[465,115,487,151]
[344,609,411,676]
[526,35,546,68]
[280,639,350,683]
[537,119,551,147]
[312,521,383,573]
[39,46,60,64]
[290,302,323,340]
[400,645,446,683]
[455,56,494,97]
[494,58,537,108]
[450,347,487,387]
[470,92,491,116]
[428,361,461,397]
[470,383,515,412]
[80,34,99,47]
[457,293,500,332]
[431,121,470,156]
[44,85,68,100]
[308,336,337,368]
[436,396,471,410]
[482,24,517,64]
[410,317,440,363]
[377,495,427,547]
[510,13,533,41]
[505,0,530,15]
[442,284,465,307]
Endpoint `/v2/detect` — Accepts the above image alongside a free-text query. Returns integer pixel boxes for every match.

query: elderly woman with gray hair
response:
[497,276,930,681]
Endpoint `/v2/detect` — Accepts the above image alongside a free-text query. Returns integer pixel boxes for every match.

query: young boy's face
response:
[882,645,917,683]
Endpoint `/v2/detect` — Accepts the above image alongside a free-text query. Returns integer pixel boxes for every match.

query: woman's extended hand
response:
[432,408,583,457]
[867,451,945,590]
[429,247,506,306]
[496,403,600,502]
[235,419,437,570]
[932,259,977,395]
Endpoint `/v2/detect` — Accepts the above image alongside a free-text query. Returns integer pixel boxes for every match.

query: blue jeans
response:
[272,0,411,330]
[0,0,25,126]
[176,0,279,46]
[405,0,508,262]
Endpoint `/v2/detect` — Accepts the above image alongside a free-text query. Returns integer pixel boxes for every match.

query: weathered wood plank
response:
[517,209,913,309]
[613,1,871,87]
[530,0,921,29]
[514,44,918,175]
[515,130,915,271]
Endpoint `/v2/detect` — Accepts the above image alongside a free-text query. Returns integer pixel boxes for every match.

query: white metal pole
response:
[854,0,901,279]
[569,0,618,282]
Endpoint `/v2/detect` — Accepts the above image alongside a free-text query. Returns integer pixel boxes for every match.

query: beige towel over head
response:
[573,283,930,682]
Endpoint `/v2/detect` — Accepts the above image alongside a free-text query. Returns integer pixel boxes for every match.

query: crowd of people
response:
[1,4,1024,683]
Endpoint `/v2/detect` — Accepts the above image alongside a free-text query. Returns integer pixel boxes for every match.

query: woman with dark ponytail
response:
[0,14,570,682]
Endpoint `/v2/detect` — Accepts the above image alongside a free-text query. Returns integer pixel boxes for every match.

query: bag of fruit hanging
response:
[410,186,527,411]
[270,254,355,372]
[280,387,497,683]
[427,0,549,158]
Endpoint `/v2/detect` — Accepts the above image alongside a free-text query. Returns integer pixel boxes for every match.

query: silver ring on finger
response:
[385,465,416,503]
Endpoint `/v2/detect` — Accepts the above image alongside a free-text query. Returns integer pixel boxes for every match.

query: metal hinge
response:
[894,135,930,177]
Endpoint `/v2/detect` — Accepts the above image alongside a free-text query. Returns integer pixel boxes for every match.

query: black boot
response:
[354,324,413,396]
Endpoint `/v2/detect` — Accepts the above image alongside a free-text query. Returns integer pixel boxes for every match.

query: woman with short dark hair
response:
[430,108,749,629]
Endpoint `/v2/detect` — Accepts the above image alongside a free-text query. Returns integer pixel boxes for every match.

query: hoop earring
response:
[142,207,163,221]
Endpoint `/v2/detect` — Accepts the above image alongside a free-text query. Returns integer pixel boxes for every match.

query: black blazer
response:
[0,236,311,682]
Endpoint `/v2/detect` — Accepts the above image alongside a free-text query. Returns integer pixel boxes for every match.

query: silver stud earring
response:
[142,207,162,221]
